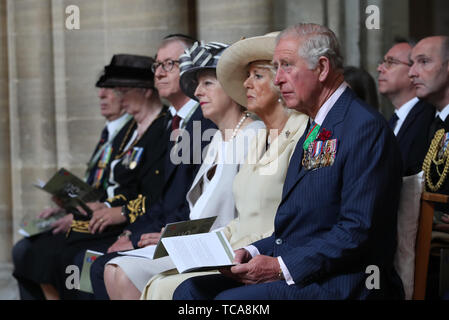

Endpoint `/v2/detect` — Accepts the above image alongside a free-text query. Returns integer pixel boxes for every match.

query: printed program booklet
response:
[34,168,102,216]
[118,216,217,260]
[18,212,67,237]
[79,250,104,293]
[161,230,236,273]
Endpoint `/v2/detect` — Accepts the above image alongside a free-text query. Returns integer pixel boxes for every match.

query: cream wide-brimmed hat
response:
[216,32,279,107]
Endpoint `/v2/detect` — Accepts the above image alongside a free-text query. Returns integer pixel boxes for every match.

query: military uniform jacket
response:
[423,114,449,213]
[105,106,171,208]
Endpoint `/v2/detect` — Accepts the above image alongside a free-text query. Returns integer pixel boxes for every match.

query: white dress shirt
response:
[392,97,419,136]
[168,99,198,129]
[436,104,449,122]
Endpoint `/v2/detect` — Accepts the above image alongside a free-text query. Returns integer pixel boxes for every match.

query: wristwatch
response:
[278,268,285,280]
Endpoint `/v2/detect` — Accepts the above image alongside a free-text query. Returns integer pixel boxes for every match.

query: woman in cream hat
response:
[140,32,309,300]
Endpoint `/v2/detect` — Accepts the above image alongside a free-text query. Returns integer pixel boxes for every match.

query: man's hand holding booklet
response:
[161,230,236,273]
[118,216,236,273]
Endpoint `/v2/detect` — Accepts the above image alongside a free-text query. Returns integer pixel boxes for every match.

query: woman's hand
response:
[137,229,164,248]
[88,207,126,234]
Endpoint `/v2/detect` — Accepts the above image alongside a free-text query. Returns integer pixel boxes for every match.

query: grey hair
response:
[277,23,344,71]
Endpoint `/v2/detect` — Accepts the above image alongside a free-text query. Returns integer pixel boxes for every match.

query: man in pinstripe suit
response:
[174,23,404,300]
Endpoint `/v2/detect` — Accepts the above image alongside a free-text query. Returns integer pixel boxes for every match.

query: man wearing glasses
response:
[377,40,435,176]
[152,34,200,135]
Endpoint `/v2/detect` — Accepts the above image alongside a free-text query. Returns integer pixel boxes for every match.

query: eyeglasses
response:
[151,59,180,73]
[378,57,412,69]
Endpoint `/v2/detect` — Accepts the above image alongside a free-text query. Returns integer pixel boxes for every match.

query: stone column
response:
[0,0,12,264]
[197,0,274,44]
[7,0,57,244]
[363,0,409,116]
[56,0,191,178]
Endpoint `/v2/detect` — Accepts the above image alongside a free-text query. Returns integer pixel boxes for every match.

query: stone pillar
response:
[57,0,191,178]
[7,0,57,244]
[433,0,449,35]
[197,0,274,44]
[0,0,12,263]
[283,0,326,26]
[365,0,409,116]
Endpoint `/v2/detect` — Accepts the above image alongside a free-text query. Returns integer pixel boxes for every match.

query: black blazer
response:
[395,99,435,176]
[105,106,171,208]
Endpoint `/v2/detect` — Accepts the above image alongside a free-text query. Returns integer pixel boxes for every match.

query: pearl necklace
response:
[231,112,250,139]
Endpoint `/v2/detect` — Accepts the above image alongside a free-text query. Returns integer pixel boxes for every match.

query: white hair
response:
[277,23,344,71]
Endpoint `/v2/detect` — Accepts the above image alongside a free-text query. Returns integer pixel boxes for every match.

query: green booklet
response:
[18,212,67,238]
[79,250,104,293]
[118,216,217,260]
[34,168,103,216]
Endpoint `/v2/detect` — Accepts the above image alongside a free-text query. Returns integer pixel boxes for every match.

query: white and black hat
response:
[179,42,229,100]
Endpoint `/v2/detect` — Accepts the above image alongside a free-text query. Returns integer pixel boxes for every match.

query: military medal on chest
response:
[93,145,113,188]
[302,125,338,170]
[125,146,144,170]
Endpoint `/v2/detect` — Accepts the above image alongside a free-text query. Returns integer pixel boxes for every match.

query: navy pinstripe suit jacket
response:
[253,88,405,299]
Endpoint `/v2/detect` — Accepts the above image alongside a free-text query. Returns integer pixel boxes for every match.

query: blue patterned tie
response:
[388,113,399,130]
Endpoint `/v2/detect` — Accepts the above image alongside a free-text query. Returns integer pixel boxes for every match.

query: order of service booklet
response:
[18,212,67,238]
[118,216,217,260]
[79,250,104,293]
[161,230,236,273]
[34,168,102,216]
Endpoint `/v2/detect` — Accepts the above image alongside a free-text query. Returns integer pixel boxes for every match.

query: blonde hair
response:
[248,60,285,106]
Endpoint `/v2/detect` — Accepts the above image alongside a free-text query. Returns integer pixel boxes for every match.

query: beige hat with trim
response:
[216,32,280,107]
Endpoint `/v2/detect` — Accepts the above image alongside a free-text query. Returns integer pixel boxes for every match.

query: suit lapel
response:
[281,88,352,201]
[281,124,308,197]
[396,100,421,142]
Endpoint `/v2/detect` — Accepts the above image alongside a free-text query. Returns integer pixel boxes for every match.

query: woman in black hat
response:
[82,54,171,232]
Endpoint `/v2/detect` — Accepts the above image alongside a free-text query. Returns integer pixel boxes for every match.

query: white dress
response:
[105,120,265,291]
